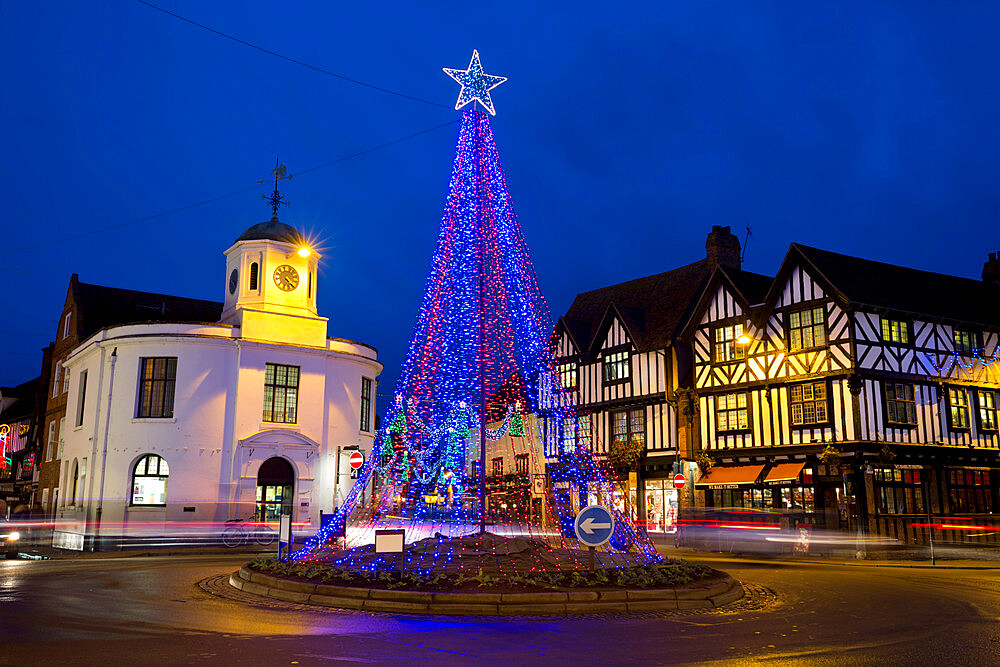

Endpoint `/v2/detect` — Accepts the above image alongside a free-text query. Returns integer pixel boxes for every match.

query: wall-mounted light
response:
[297,246,311,258]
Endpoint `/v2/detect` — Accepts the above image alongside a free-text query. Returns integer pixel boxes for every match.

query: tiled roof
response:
[562,259,712,354]
[794,244,1000,327]
[74,278,223,340]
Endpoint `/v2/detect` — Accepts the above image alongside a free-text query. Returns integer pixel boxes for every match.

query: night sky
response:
[2,2,998,401]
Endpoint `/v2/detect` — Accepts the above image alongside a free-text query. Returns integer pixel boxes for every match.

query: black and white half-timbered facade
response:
[682,243,1000,547]
[540,226,746,534]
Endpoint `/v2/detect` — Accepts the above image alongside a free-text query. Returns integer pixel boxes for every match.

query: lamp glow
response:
[736,334,752,345]
[297,247,311,258]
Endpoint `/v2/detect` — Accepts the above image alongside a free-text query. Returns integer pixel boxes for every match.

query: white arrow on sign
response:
[579,517,612,534]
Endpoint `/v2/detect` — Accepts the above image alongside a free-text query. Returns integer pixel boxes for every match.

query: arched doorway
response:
[256,457,294,522]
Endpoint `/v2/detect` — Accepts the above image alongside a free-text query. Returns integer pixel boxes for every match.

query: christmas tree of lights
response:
[293,52,660,572]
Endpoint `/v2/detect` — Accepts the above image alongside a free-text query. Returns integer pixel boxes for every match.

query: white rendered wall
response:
[59,322,380,543]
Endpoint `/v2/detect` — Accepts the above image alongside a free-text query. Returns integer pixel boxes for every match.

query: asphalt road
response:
[2,553,999,665]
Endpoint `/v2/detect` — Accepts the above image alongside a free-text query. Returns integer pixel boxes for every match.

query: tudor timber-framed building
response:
[543,227,758,534]
[681,244,1000,547]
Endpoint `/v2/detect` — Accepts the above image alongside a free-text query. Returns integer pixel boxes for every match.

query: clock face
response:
[273,264,299,291]
[228,268,239,295]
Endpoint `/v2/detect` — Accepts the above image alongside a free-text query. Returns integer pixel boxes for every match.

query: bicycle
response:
[221,517,276,548]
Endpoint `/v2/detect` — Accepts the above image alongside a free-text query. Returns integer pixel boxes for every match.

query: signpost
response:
[574,505,615,570]
[348,451,364,480]
[278,514,292,560]
[375,528,406,579]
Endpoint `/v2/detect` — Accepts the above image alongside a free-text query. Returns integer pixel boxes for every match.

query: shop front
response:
[643,478,679,534]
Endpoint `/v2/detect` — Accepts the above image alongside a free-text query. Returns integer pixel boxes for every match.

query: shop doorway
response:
[256,457,294,522]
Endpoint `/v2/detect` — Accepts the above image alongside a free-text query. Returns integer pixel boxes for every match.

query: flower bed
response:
[247,556,715,593]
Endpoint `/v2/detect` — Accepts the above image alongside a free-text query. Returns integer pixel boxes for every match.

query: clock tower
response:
[220,213,327,347]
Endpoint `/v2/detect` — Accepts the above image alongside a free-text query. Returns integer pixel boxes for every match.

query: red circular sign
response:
[349,451,364,470]
[673,473,686,489]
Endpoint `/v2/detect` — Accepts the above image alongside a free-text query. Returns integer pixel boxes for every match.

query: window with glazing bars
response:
[515,453,529,475]
[360,377,372,432]
[491,457,503,477]
[885,382,917,425]
[873,467,924,514]
[715,393,748,431]
[978,390,998,430]
[611,408,645,449]
[562,416,577,452]
[558,361,578,390]
[953,328,980,355]
[790,382,828,426]
[881,318,909,344]
[602,351,629,383]
[947,388,970,429]
[948,469,993,513]
[137,357,177,418]
[714,324,746,363]
[787,306,826,352]
[263,363,299,423]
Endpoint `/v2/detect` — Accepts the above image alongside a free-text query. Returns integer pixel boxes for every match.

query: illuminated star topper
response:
[443,50,507,116]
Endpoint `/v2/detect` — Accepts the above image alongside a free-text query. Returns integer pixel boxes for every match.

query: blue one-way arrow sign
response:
[574,505,615,547]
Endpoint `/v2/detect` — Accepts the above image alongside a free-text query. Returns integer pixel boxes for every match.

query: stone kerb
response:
[230,567,744,615]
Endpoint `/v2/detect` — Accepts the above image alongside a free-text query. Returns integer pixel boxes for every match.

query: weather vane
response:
[443,50,507,116]
[260,154,292,219]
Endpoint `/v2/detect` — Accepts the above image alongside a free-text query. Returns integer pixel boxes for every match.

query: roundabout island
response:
[227,533,744,616]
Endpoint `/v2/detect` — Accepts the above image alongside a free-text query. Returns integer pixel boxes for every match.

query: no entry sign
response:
[673,473,686,489]
[349,451,364,470]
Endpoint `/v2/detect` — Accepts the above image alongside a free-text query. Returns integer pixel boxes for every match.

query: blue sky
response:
[1,1,998,399]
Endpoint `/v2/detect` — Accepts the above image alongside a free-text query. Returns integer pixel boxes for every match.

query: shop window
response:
[775,485,815,511]
[884,382,917,426]
[787,306,826,352]
[714,323,746,363]
[790,382,828,426]
[263,363,299,423]
[602,351,630,384]
[643,479,678,534]
[131,454,169,506]
[715,393,748,432]
[558,361,578,390]
[977,390,997,431]
[136,357,177,418]
[716,487,774,510]
[873,467,924,514]
[948,469,993,513]
[947,388,970,429]
[880,318,910,344]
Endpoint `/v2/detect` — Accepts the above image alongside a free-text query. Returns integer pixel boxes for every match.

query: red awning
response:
[763,461,806,484]
[696,464,765,487]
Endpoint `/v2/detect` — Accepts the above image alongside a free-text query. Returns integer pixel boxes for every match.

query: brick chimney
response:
[984,251,1000,287]
[705,225,741,270]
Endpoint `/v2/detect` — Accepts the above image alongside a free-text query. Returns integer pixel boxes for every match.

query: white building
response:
[56,217,381,548]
